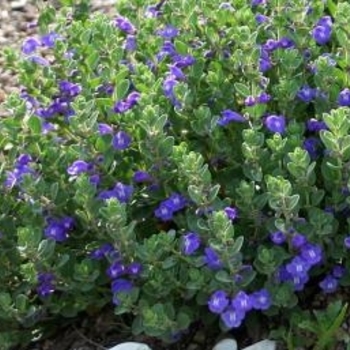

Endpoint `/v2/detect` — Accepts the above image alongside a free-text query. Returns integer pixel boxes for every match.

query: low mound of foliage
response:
[1,0,350,348]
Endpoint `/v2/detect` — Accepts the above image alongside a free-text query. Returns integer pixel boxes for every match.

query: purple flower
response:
[307,119,327,132]
[263,39,279,52]
[124,35,137,51]
[133,170,152,183]
[98,183,133,203]
[127,262,142,276]
[67,160,91,176]
[154,204,174,221]
[312,25,332,45]
[112,131,132,150]
[163,76,178,99]
[286,256,311,277]
[291,273,309,291]
[251,289,271,310]
[41,32,61,48]
[255,14,269,24]
[154,193,187,221]
[231,291,252,313]
[259,56,272,72]
[224,207,238,220]
[89,243,115,260]
[37,272,55,284]
[275,265,292,283]
[208,290,229,314]
[344,236,350,249]
[245,96,256,107]
[182,232,201,255]
[221,307,245,328]
[278,37,295,49]
[97,83,114,95]
[297,85,316,103]
[291,233,308,249]
[219,2,235,10]
[44,220,68,242]
[203,247,223,270]
[332,265,345,278]
[270,231,286,245]
[319,275,338,294]
[98,123,113,135]
[217,109,246,126]
[37,283,55,297]
[172,54,196,68]
[4,161,36,188]
[61,216,74,230]
[338,89,350,107]
[28,56,50,66]
[257,92,271,103]
[300,243,322,265]
[251,0,267,5]
[317,16,333,29]
[145,5,161,18]
[114,15,136,34]
[22,37,41,54]
[265,115,286,134]
[59,81,82,97]
[107,262,126,279]
[157,25,179,39]
[37,272,55,297]
[169,65,186,80]
[166,193,187,211]
[113,182,134,203]
[64,50,75,59]
[113,100,131,113]
[303,137,322,160]
[41,121,56,134]
[158,41,177,59]
[111,278,133,293]
[125,91,141,108]
[17,154,32,165]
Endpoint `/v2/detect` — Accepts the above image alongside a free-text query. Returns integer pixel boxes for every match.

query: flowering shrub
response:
[2,0,350,348]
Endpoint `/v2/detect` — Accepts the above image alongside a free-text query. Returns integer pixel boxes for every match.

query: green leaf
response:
[0,293,12,309]
[132,315,144,335]
[176,312,191,329]
[228,236,244,255]
[27,116,42,134]
[85,51,99,71]
[159,136,174,157]
[320,130,339,151]
[234,82,250,97]
[37,239,56,260]
[208,184,220,202]
[15,294,28,312]
[174,40,187,55]
[215,270,233,283]
[50,183,59,201]
[115,79,130,101]
[285,194,300,211]
[162,256,177,269]
[315,302,348,350]
[188,185,203,205]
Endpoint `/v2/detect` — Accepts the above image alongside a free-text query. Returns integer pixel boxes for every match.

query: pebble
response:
[241,339,276,350]
[212,338,238,350]
[108,342,152,350]
[10,0,28,10]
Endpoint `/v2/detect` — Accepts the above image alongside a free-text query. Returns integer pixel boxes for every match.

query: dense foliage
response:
[2,0,350,348]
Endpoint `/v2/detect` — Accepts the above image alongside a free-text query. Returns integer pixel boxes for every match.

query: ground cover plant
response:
[2,0,350,348]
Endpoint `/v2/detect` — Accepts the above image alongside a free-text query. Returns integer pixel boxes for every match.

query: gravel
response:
[0,0,117,112]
